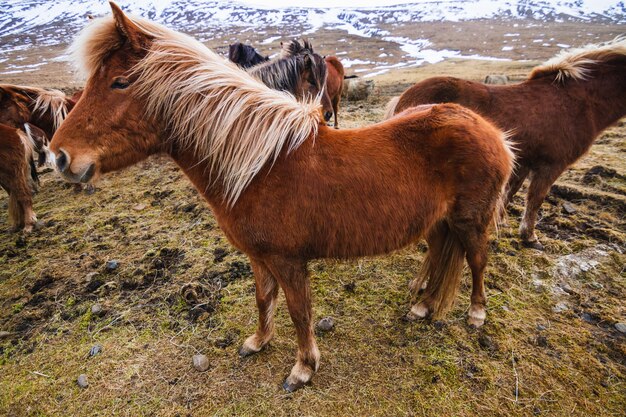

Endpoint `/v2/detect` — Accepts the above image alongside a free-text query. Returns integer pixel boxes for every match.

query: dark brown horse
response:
[228,42,269,68]
[280,41,350,128]
[386,38,626,249]
[50,4,514,391]
[0,123,38,232]
[247,40,334,123]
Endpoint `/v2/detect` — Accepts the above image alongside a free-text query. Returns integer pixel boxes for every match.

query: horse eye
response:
[111,77,130,90]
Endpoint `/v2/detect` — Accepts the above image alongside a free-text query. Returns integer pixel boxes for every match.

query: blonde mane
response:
[70,15,321,205]
[529,37,626,82]
[0,84,68,130]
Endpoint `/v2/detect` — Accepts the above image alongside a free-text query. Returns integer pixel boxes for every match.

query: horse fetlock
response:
[467,304,486,327]
[283,359,316,393]
[406,302,430,321]
[238,332,272,357]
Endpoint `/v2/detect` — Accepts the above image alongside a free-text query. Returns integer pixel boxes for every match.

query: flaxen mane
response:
[0,84,68,129]
[529,36,626,82]
[70,16,321,205]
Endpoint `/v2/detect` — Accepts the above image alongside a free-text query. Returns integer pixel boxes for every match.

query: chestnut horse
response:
[0,124,38,232]
[385,38,626,249]
[280,41,351,128]
[247,40,334,123]
[228,42,269,68]
[51,4,513,391]
[0,84,76,177]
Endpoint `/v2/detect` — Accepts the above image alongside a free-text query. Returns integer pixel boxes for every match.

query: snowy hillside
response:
[0,1,624,78]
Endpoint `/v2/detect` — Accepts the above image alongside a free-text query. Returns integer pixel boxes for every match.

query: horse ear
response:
[109,2,150,52]
[303,53,313,69]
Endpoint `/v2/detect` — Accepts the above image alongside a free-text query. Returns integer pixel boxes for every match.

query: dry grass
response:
[0,59,625,416]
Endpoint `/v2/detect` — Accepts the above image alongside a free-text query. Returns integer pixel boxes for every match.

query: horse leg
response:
[500,165,530,223]
[407,223,447,319]
[455,227,490,327]
[239,259,279,357]
[519,165,563,249]
[266,258,318,392]
[332,94,340,129]
[407,222,465,321]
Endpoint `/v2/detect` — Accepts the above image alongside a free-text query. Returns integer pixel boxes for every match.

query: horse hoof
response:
[406,303,429,321]
[522,239,544,251]
[282,378,307,393]
[238,344,261,358]
[467,315,485,328]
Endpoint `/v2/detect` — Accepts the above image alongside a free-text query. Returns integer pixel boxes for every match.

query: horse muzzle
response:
[54,148,96,183]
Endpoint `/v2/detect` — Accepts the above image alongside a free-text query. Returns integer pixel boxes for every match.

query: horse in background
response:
[248,39,334,122]
[281,41,353,128]
[228,42,269,68]
[50,4,514,391]
[0,84,91,193]
[0,124,39,232]
[385,37,626,249]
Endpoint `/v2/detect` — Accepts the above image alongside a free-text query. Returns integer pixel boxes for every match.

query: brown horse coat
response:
[324,56,345,127]
[0,123,37,232]
[387,38,626,247]
[50,4,514,391]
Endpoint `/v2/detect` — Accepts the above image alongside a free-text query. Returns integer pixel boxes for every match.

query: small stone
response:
[89,345,102,357]
[536,324,546,331]
[192,354,210,372]
[615,323,626,334]
[105,260,119,272]
[91,303,105,316]
[132,203,146,211]
[0,331,12,339]
[77,374,89,388]
[562,202,576,214]
[588,281,604,290]
[553,302,569,313]
[316,317,335,332]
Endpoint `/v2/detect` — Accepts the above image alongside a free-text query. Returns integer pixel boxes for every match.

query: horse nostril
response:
[56,149,69,172]
[324,111,333,122]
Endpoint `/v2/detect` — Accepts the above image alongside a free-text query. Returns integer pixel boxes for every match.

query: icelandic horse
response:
[385,38,626,249]
[280,40,353,128]
[228,42,269,68]
[246,40,335,123]
[50,3,514,391]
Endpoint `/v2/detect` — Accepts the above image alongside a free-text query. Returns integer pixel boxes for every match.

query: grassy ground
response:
[0,60,625,416]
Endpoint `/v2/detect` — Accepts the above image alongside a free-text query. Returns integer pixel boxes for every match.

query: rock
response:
[316,317,335,332]
[342,79,374,101]
[192,354,210,372]
[536,324,546,331]
[553,302,569,313]
[615,323,626,334]
[91,303,105,317]
[562,202,576,214]
[132,203,146,211]
[588,281,604,290]
[77,374,89,388]
[484,74,508,85]
[89,345,102,357]
[554,246,610,280]
[105,260,119,272]
[0,331,13,339]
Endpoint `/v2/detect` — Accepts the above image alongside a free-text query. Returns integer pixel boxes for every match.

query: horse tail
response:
[343,75,358,79]
[383,96,400,120]
[19,126,39,192]
[493,130,517,233]
[411,221,466,318]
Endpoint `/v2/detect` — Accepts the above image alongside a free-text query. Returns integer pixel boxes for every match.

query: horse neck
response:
[580,66,626,131]
[166,143,228,214]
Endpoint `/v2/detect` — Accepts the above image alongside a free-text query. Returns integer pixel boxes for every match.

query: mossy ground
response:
[1,60,625,416]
